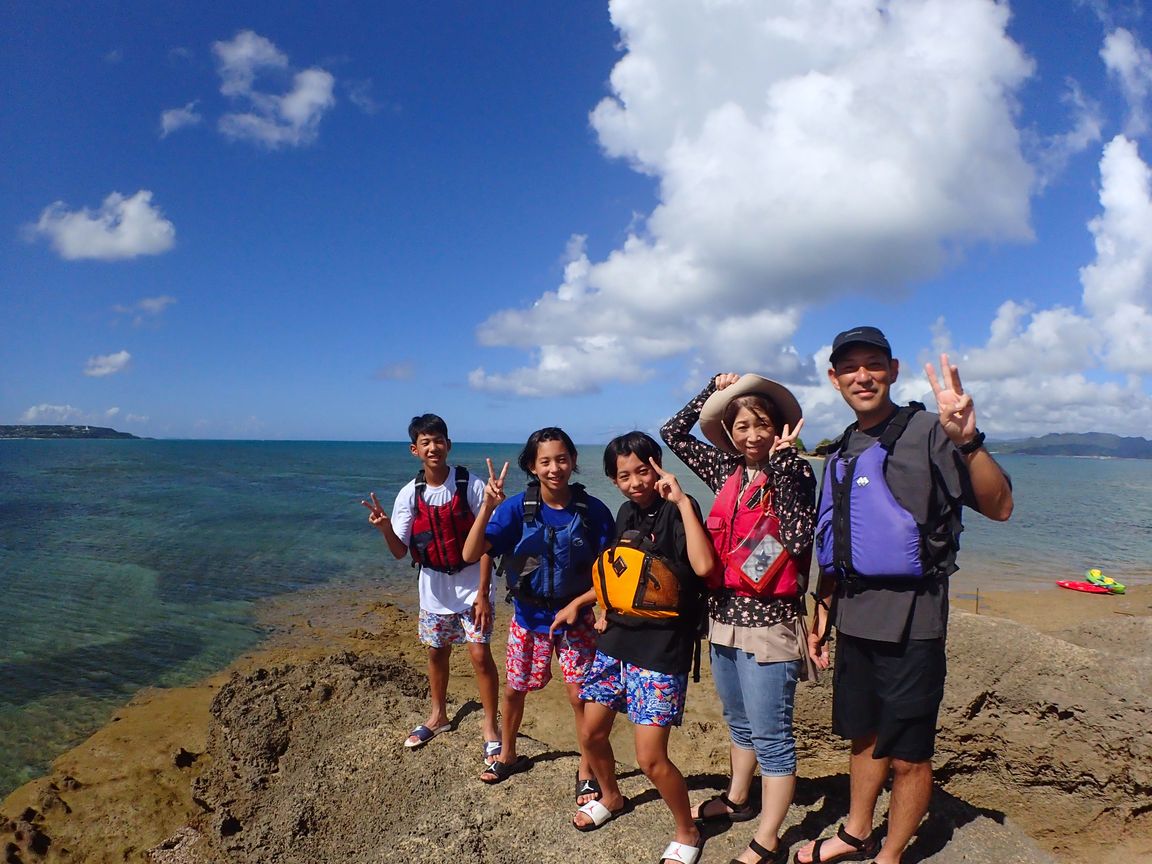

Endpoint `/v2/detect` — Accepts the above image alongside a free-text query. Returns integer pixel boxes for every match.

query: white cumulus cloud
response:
[84,350,132,378]
[1081,135,1152,374]
[1032,80,1103,188]
[30,190,175,261]
[160,101,202,137]
[928,134,1152,436]
[957,301,1097,380]
[213,30,335,149]
[472,0,1035,395]
[1102,28,1152,136]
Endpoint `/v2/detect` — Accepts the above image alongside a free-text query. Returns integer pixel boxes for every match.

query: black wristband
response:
[957,429,986,455]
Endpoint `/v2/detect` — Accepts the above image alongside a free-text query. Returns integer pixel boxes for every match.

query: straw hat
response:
[699,374,803,454]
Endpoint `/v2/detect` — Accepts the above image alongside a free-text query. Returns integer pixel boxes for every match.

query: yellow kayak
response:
[1085,568,1126,594]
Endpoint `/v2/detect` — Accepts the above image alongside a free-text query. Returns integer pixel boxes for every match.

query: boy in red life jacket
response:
[361,414,501,762]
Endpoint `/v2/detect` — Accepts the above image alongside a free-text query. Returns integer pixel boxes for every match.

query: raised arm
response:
[649,458,716,577]
[926,354,1013,522]
[462,459,508,563]
[659,373,743,492]
[766,422,817,558]
[361,492,409,559]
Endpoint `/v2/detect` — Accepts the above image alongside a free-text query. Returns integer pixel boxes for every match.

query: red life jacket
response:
[704,467,806,598]
[409,467,476,575]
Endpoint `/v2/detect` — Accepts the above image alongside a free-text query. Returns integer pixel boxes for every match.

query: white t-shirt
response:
[390,466,492,615]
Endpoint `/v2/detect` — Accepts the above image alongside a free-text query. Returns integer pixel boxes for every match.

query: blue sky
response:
[4,0,1152,444]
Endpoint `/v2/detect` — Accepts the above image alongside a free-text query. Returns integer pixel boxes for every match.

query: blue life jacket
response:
[500,482,595,608]
[815,403,927,582]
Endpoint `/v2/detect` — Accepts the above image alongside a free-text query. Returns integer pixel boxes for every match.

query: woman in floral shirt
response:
[661,373,816,864]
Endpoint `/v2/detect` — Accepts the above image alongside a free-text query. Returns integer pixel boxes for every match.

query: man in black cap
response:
[796,327,1013,864]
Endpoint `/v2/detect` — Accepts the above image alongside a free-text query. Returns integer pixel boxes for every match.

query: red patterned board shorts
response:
[505,607,597,692]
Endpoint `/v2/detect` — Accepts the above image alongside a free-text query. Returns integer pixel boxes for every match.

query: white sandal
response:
[659,840,702,863]
[572,797,629,832]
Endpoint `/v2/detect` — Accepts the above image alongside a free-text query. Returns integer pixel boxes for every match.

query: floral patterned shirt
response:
[660,376,817,629]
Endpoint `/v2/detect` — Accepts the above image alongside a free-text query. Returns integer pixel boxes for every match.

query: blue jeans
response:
[710,643,799,776]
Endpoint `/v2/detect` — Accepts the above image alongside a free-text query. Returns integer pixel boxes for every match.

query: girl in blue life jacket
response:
[661,374,816,864]
[461,427,616,798]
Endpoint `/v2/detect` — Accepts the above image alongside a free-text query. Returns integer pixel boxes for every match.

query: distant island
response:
[0,425,140,440]
[991,431,1152,459]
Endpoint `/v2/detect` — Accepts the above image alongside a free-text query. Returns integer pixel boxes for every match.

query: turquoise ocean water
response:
[2,440,1150,795]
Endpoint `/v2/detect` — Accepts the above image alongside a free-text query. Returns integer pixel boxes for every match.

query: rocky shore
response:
[3,585,1149,864]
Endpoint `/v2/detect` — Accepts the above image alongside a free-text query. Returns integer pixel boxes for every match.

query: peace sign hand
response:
[483,458,509,508]
[360,492,390,531]
[648,458,684,504]
[925,353,976,444]
[770,417,805,454]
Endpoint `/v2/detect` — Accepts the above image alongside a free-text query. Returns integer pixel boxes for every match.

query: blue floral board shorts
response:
[579,650,688,727]
[418,608,492,648]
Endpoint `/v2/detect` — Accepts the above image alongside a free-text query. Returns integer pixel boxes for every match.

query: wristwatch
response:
[957,429,986,455]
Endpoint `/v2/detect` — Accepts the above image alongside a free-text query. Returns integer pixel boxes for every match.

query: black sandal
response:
[479,754,531,784]
[694,791,757,823]
[730,838,786,864]
[796,824,878,864]
[575,772,602,803]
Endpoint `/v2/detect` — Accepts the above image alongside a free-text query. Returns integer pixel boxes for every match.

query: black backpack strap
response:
[522,480,541,525]
[453,465,471,516]
[568,484,594,567]
[412,469,428,515]
[569,483,590,525]
[878,402,925,451]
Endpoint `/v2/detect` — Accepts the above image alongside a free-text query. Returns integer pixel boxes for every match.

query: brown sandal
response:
[694,791,757,823]
[731,838,787,864]
[795,824,878,864]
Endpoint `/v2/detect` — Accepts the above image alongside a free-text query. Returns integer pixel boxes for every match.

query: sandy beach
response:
[3,581,1149,863]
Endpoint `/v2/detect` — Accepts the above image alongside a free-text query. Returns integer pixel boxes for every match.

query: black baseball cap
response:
[829,326,892,364]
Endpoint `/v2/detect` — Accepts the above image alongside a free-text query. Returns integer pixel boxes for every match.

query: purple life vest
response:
[815,404,926,581]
